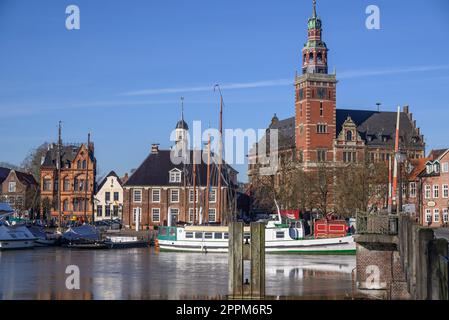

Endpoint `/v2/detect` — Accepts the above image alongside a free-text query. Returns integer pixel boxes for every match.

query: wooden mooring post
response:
[228,222,265,299]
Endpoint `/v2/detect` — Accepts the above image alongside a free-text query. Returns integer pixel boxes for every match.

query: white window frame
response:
[425,209,432,223]
[188,208,199,222]
[133,207,142,223]
[209,188,217,203]
[152,208,160,223]
[152,189,161,203]
[409,182,416,198]
[169,169,182,183]
[434,209,440,223]
[433,185,439,199]
[443,208,448,223]
[208,208,216,222]
[189,189,199,203]
[442,162,449,173]
[443,184,448,199]
[170,189,180,203]
[133,189,142,203]
[8,182,16,193]
[425,185,431,199]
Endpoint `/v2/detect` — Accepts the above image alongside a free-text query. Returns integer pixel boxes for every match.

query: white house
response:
[94,171,124,222]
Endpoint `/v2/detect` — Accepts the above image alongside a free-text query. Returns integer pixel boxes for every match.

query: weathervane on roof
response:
[313,0,317,18]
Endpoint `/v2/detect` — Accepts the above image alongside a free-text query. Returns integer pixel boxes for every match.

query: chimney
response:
[403,105,409,114]
[151,143,160,154]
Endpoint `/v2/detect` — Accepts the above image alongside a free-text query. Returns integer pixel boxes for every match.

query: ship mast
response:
[57,121,62,229]
[214,85,223,224]
[84,133,91,223]
[205,135,211,224]
[392,106,401,213]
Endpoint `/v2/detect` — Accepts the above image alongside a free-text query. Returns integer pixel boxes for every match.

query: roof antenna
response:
[376,102,381,112]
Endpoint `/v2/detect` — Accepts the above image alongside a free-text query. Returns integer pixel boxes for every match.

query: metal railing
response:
[356,211,398,235]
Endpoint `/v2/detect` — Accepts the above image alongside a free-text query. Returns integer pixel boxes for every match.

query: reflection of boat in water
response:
[62,224,106,249]
[0,203,36,250]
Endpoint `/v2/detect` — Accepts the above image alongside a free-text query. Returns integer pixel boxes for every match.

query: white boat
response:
[0,203,36,250]
[157,219,355,254]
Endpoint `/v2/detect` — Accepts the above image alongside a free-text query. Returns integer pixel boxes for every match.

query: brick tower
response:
[295,0,337,166]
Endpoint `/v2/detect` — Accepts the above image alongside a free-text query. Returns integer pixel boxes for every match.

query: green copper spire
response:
[313,0,317,18]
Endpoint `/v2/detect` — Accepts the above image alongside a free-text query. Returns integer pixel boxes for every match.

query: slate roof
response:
[257,109,424,151]
[124,150,238,188]
[0,167,10,185]
[41,144,95,168]
[97,171,123,192]
[0,167,37,186]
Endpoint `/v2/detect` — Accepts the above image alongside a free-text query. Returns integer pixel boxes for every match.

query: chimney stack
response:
[151,143,160,154]
[403,105,409,114]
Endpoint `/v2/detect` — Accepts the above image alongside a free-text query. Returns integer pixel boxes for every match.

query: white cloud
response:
[121,65,449,96]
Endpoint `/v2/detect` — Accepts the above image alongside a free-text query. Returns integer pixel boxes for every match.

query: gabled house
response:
[0,167,38,217]
[94,171,123,222]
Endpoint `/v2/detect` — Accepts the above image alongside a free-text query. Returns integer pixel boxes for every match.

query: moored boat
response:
[157,221,355,254]
[61,224,105,249]
[0,203,36,250]
[104,236,148,249]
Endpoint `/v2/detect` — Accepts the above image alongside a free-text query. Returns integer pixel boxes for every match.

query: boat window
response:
[224,233,229,239]
[169,228,176,236]
[186,232,193,239]
[214,233,223,239]
[195,232,203,239]
[276,231,285,239]
[159,228,167,236]
[204,232,213,239]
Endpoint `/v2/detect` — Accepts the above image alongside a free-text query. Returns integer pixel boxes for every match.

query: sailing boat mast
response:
[205,135,211,224]
[392,106,401,213]
[180,97,188,221]
[214,85,223,224]
[193,152,197,225]
[57,121,62,229]
[84,133,91,223]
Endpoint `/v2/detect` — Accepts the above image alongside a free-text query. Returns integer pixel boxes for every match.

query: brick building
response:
[122,118,238,229]
[40,142,96,223]
[248,1,425,199]
[0,167,38,217]
[404,149,449,227]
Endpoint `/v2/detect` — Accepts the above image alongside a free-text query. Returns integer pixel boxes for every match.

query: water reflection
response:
[0,248,355,300]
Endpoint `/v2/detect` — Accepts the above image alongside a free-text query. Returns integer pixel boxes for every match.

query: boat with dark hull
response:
[104,236,148,249]
[61,224,105,249]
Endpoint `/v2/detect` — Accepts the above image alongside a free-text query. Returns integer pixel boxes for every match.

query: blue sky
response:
[1,0,449,182]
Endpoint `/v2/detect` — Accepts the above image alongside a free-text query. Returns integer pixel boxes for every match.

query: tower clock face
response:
[317,87,327,99]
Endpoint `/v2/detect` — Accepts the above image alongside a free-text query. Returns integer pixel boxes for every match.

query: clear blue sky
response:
[1,0,449,182]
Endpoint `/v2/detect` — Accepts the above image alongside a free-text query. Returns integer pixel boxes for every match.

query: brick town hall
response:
[248,0,425,183]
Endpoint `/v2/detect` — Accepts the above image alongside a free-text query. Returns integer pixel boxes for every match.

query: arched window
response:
[63,177,70,191]
[346,130,353,141]
[63,199,69,212]
[82,160,87,169]
[77,160,81,169]
[317,52,323,63]
[309,52,314,62]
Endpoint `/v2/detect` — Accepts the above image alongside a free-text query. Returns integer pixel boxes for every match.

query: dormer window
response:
[169,169,182,183]
[346,130,353,141]
[426,163,432,174]
[434,162,440,174]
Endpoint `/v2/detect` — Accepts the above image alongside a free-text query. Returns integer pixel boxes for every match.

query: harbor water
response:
[0,248,356,300]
